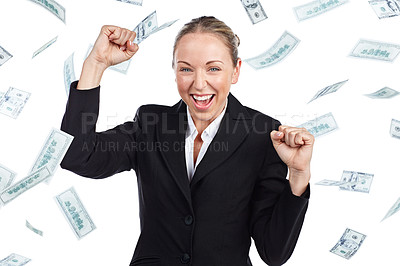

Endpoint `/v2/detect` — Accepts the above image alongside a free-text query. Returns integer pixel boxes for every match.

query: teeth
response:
[193,95,213,101]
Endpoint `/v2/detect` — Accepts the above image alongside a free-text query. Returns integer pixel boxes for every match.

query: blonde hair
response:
[172,16,240,67]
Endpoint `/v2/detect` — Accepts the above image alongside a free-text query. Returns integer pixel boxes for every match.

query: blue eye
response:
[180,67,191,72]
[209,67,220,72]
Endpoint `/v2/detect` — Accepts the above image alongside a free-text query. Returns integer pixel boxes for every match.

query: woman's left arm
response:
[270,126,315,196]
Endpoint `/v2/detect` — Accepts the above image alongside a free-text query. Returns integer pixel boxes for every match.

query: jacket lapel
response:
[190,93,252,188]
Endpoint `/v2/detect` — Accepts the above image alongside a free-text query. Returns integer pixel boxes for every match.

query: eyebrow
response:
[177,60,224,66]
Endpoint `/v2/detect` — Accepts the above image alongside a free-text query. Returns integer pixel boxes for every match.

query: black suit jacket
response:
[61,81,310,266]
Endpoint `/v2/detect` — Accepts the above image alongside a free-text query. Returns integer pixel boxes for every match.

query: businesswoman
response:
[61,16,314,266]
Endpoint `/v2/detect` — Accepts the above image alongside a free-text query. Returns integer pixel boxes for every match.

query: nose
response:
[193,70,207,90]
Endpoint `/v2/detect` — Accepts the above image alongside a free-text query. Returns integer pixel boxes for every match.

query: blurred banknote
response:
[298,112,338,137]
[0,253,31,265]
[308,79,348,103]
[0,163,16,191]
[364,87,399,99]
[349,39,400,62]
[382,197,400,221]
[315,179,345,186]
[133,10,158,44]
[0,45,13,67]
[330,228,366,259]
[28,0,66,23]
[30,128,73,178]
[369,0,400,19]
[245,31,300,69]
[0,92,4,100]
[294,0,349,21]
[240,0,268,24]
[32,36,57,58]
[86,44,131,74]
[153,19,179,34]
[55,187,96,239]
[0,87,31,119]
[64,53,76,97]
[390,119,400,138]
[26,220,43,236]
[339,170,374,193]
[115,0,143,5]
[0,166,51,206]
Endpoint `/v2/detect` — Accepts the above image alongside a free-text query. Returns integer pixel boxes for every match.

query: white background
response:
[1,0,400,265]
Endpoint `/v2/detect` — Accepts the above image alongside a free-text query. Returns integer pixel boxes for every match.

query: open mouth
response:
[191,94,215,110]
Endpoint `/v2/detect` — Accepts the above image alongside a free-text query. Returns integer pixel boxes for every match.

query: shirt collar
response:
[186,97,228,141]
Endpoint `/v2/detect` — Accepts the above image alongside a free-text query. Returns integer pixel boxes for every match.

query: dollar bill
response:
[0,92,4,100]
[339,170,374,193]
[30,128,74,177]
[382,197,400,221]
[390,119,400,138]
[64,53,76,97]
[0,253,31,265]
[294,0,349,21]
[85,44,132,74]
[0,166,51,205]
[330,228,366,259]
[28,0,66,23]
[349,39,400,62]
[32,36,58,58]
[245,31,300,69]
[308,79,348,103]
[55,187,96,239]
[26,220,43,236]
[0,87,31,119]
[152,19,179,34]
[364,87,399,99]
[115,0,143,5]
[133,10,158,44]
[298,112,338,137]
[369,0,400,19]
[315,179,345,186]
[0,45,13,66]
[0,163,16,191]
[240,0,268,24]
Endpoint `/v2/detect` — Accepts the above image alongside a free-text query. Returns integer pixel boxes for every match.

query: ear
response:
[231,58,242,84]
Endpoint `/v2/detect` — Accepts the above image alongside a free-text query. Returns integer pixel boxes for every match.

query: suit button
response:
[181,253,190,264]
[184,215,193,225]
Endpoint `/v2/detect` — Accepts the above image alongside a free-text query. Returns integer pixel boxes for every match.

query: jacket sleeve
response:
[250,122,310,266]
[60,81,141,179]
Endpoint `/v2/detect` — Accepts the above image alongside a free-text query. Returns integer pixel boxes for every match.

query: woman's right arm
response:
[60,25,141,179]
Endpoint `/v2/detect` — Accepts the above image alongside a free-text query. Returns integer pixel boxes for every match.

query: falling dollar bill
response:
[0,253,31,265]
[0,166,51,205]
[0,45,13,67]
[0,87,31,119]
[30,128,73,178]
[152,19,179,34]
[245,31,300,69]
[28,0,66,23]
[26,220,43,236]
[32,36,58,58]
[349,39,400,62]
[133,10,158,44]
[390,119,400,138]
[115,0,143,5]
[85,44,132,74]
[315,179,345,186]
[240,0,268,24]
[294,0,349,21]
[330,228,366,259]
[0,163,16,191]
[55,187,96,239]
[308,79,348,103]
[64,53,76,97]
[0,92,4,100]
[369,0,400,19]
[339,170,374,193]
[298,112,338,137]
[364,87,399,99]
[381,197,400,221]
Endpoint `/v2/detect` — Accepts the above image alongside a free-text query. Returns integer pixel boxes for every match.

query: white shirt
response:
[185,98,228,181]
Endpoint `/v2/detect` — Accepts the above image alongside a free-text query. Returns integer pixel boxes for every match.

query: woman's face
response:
[173,32,241,128]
